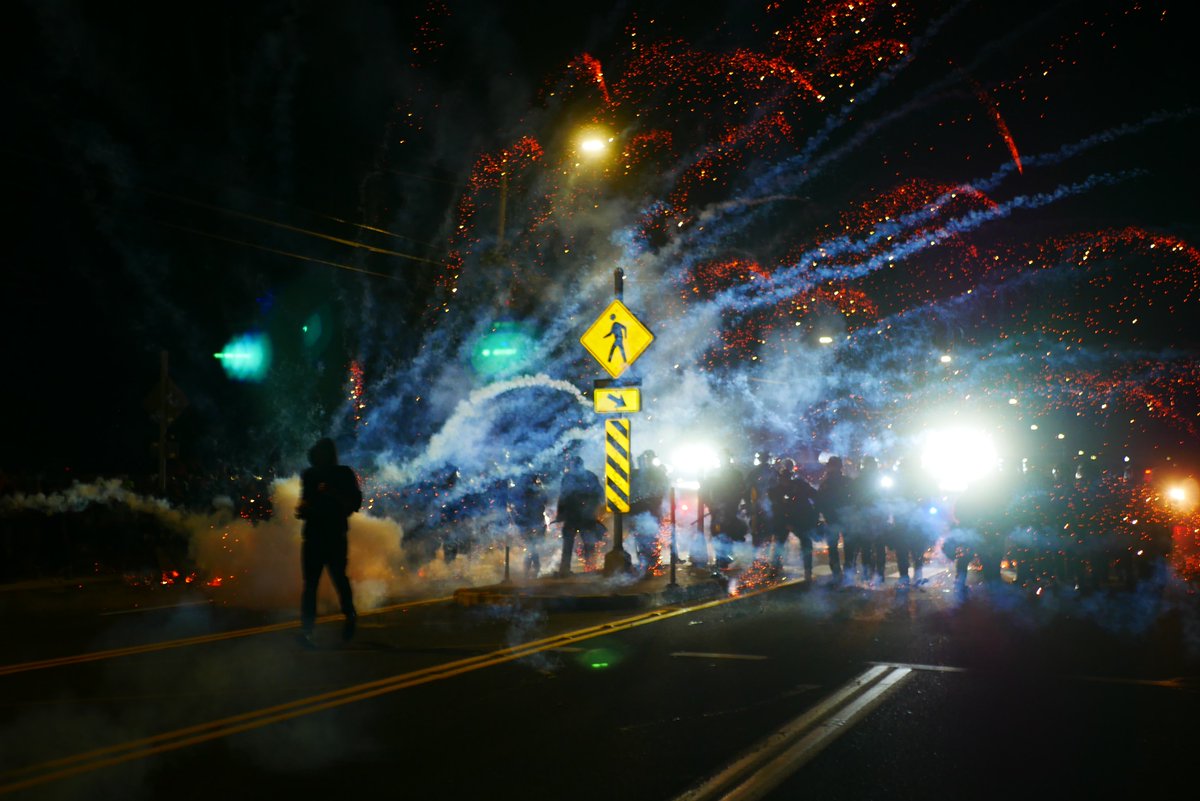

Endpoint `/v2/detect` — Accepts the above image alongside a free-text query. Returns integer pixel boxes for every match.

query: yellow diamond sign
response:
[580,299,654,378]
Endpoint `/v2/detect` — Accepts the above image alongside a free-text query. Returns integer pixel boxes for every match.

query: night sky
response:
[2,0,1198,489]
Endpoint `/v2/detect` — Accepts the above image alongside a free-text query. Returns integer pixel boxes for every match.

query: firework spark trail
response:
[332,3,1199,559]
[719,171,1145,315]
[687,3,1157,241]
[705,0,969,216]
[795,244,1200,441]
[973,82,1022,173]
[675,104,1191,286]
[968,109,1199,195]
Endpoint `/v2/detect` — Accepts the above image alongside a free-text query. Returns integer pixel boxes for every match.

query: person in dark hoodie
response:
[296,437,362,645]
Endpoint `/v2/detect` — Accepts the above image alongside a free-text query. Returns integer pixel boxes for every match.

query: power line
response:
[151,219,403,281]
[143,189,447,267]
[1,145,452,264]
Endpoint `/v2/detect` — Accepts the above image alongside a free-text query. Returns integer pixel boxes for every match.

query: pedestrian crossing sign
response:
[580,299,654,378]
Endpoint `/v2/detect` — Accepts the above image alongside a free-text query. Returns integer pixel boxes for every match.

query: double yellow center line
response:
[0,597,452,678]
[0,587,775,795]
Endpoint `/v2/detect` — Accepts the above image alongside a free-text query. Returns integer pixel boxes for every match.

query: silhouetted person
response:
[816,456,851,583]
[770,458,819,579]
[509,474,548,579]
[556,454,603,576]
[296,438,362,645]
[951,467,1012,596]
[889,458,935,588]
[702,450,747,568]
[629,450,669,574]
[847,457,887,585]
[747,451,776,554]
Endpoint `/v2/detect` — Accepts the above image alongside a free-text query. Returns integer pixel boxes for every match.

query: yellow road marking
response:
[0,580,790,794]
[0,597,452,678]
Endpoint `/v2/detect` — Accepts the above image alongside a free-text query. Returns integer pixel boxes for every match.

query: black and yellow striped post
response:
[605,418,631,513]
[603,417,632,574]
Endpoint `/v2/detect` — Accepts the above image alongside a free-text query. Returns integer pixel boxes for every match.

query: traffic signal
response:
[215,332,272,382]
[470,321,533,377]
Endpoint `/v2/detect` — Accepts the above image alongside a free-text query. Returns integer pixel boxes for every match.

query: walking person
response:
[629,450,669,574]
[889,458,933,588]
[702,450,748,568]
[747,450,776,555]
[556,454,603,577]
[850,457,889,586]
[296,438,362,646]
[771,458,819,580]
[816,456,851,584]
[509,473,548,579]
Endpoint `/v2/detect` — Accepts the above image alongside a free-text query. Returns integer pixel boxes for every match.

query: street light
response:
[1166,478,1198,514]
[572,126,614,166]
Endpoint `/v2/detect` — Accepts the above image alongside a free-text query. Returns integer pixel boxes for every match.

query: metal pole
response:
[614,267,624,300]
[497,172,508,248]
[668,485,678,588]
[158,350,168,495]
[691,486,709,567]
[504,543,511,583]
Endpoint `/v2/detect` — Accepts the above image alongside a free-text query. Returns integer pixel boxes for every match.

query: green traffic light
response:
[215,333,271,382]
[470,321,534,377]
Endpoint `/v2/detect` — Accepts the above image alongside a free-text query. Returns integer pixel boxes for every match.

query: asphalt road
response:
[1,565,1197,800]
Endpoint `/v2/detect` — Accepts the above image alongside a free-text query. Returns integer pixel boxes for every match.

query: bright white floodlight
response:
[920,427,1000,492]
[668,442,722,489]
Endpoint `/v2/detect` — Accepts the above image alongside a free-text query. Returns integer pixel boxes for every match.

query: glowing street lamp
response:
[573,126,614,166]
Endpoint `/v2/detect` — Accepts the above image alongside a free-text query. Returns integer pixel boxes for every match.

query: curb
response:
[452,573,731,611]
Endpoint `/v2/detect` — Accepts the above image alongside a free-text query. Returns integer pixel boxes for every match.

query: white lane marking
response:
[674,665,910,801]
[870,660,967,673]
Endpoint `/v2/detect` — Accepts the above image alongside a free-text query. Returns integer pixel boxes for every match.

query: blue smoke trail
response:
[717,170,1146,314]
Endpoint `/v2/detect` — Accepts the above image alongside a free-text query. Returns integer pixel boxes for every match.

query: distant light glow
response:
[1165,479,1199,514]
[921,426,999,492]
[215,333,271,382]
[669,442,722,485]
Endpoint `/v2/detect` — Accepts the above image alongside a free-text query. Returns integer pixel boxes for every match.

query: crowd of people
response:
[495,447,1175,595]
[691,450,1176,595]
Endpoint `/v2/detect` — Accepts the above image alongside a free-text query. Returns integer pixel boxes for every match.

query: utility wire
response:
[150,219,403,280]
[143,188,446,266]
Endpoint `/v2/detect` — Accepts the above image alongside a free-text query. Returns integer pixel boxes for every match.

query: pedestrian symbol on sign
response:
[605,314,627,363]
[580,299,654,379]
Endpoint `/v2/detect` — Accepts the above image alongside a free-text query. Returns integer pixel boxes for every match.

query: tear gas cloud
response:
[2,479,514,611]
[255,6,1199,590]
[11,3,1200,600]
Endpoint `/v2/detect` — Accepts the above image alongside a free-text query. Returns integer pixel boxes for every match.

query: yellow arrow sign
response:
[593,387,641,413]
[580,299,654,378]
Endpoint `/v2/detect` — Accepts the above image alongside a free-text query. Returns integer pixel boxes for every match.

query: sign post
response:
[580,268,653,576]
[143,350,188,495]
